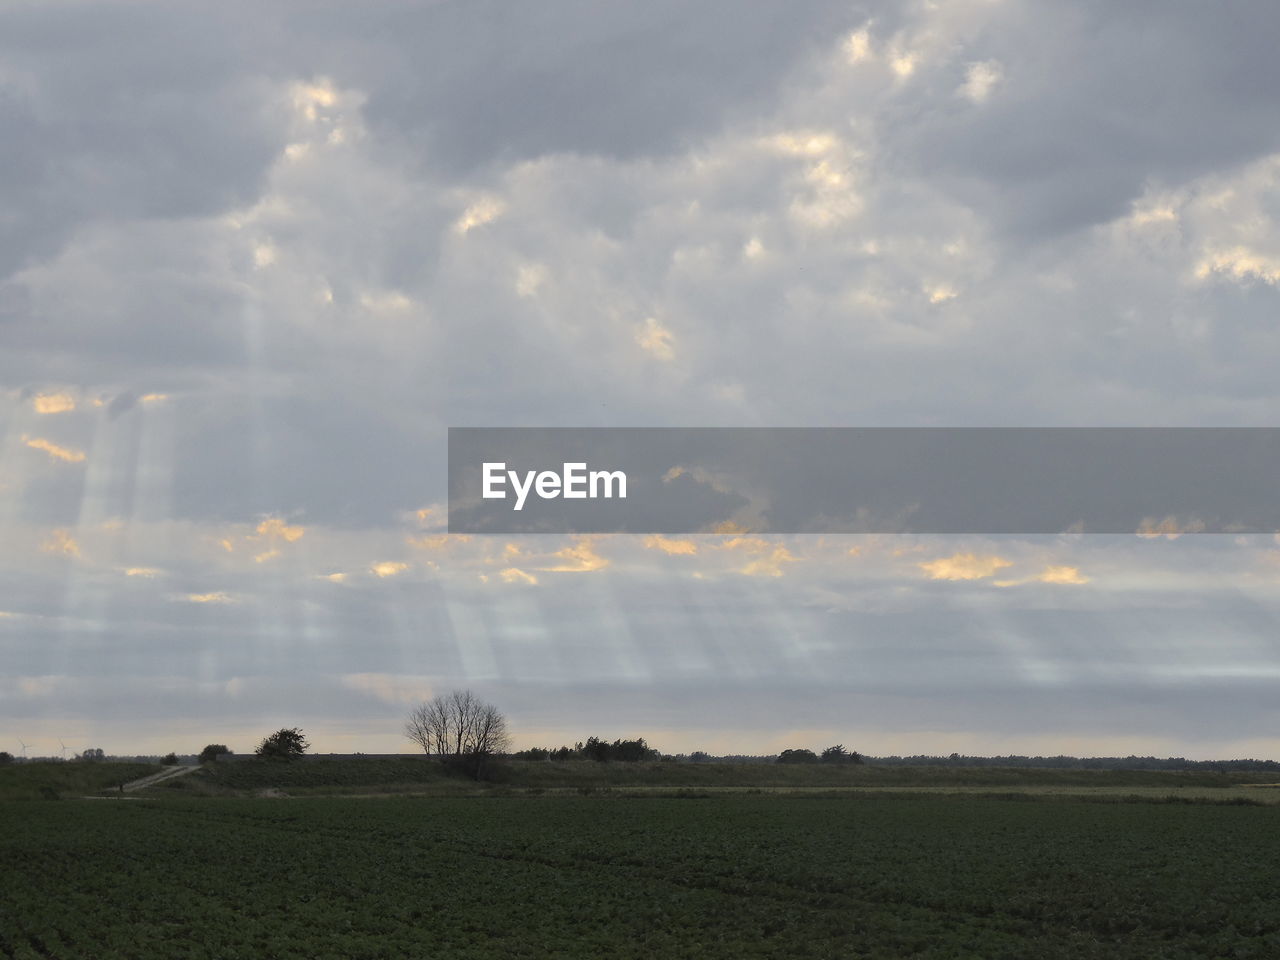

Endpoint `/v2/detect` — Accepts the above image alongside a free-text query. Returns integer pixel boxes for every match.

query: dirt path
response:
[118,764,201,793]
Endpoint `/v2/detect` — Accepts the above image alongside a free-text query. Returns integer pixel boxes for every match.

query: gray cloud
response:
[4,1,1280,756]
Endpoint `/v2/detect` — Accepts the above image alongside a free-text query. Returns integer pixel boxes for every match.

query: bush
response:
[821,745,864,765]
[580,737,660,762]
[161,753,179,766]
[255,728,309,761]
[777,748,820,764]
[199,744,232,763]
[511,747,550,761]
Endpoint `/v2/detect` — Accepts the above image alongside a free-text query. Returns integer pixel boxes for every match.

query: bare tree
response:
[405,689,510,777]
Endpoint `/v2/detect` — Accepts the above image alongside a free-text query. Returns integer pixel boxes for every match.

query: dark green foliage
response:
[0,752,11,764]
[198,744,231,763]
[255,728,309,761]
[580,736,659,762]
[511,746,550,761]
[160,753,179,766]
[0,761,159,800]
[78,748,104,762]
[820,744,863,764]
[192,756,454,793]
[188,757,1280,794]
[517,738,660,762]
[776,748,819,764]
[5,794,1280,958]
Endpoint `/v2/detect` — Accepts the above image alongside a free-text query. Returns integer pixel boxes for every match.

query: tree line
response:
[511,736,660,763]
[47,687,1280,776]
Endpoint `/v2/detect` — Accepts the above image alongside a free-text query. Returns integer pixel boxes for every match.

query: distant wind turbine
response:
[58,739,67,760]
[18,739,29,759]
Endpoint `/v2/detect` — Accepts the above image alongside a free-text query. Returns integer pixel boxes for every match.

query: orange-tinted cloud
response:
[544,539,609,573]
[256,516,305,543]
[1137,516,1205,539]
[1036,565,1090,585]
[644,535,698,556]
[919,552,1012,581]
[42,529,80,557]
[24,436,85,463]
[739,545,797,577]
[33,393,75,414]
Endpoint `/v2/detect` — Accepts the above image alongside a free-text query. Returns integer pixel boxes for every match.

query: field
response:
[177,756,1280,797]
[4,788,1280,959]
[0,763,159,801]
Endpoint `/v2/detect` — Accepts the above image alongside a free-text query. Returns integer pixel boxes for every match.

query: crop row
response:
[3,794,1280,958]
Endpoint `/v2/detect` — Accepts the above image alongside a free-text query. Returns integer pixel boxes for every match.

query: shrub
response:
[255,728,309,761]
[777,748,820,764]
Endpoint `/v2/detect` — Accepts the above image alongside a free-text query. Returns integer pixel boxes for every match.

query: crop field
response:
[4,792,1280,959]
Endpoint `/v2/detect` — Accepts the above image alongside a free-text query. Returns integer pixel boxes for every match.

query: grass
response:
[171,756,1280,798]
[4,792,1280,958]
[186,755,455,794]
[0,762,160,801]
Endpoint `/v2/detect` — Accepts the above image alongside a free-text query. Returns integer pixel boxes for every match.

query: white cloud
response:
[959,60,1003,103]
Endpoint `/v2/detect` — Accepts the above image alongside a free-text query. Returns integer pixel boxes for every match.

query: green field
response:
[174,756,1280,797]
[0,763,159,801]
[4,791,1280,959]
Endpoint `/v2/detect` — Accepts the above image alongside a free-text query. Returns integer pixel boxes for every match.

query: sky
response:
[5,0,1280,759]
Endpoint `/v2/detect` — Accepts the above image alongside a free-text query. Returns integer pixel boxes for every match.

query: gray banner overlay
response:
[448,428,1280,535]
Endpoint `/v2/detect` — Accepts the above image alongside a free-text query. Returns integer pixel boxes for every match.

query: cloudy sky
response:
[5,0,1280,759]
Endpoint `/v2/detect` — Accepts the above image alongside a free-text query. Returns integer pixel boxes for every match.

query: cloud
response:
[636,317,675,361]
[739,545,797,578]
[371,561,409,578]
[543,539,609,573]
[1137,517,1207,540]
[23,436,86,463]
[718,536,773,553]
[1036,565,1089,585]
[959,60,1003,103]
[6,1,1280,756]
[41,529,80,557]
[995,564,1091,588]
[454,195,506,234]
[919,552,1012,581]
[644,535,699,556]
[18,676,61,698]
[32,393,75,414]
[341,672,433,707]
[500,567,538,585]
[407,534,471,550]
[123,567,161,578]
[1194,247,1280,286]
[255,516,306,543]
[844,28,871,64]
[185,592,234,604]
